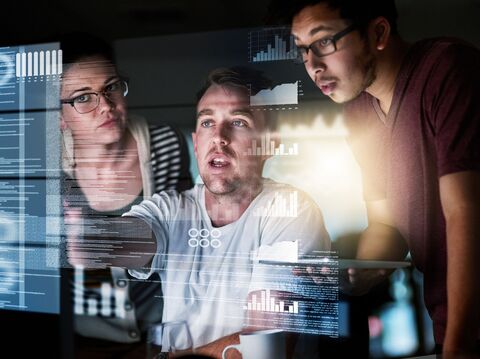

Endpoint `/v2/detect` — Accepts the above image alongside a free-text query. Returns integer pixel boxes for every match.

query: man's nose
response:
[305,51,326,74]
[212,124,230,146]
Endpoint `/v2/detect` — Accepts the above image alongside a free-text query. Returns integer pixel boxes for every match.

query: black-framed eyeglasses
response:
[295,24,357,63]
[61,79,129,114]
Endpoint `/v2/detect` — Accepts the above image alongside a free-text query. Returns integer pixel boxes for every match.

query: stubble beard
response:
[361,53,377,93]
[342,43,377,103]
[203,170,262,200]
[203,173,240,197]
[358,41,377,95]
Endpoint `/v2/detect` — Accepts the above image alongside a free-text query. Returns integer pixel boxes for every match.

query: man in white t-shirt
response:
[67,67,330,356]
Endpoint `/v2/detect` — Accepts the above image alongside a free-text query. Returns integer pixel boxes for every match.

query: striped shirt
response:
[149,124,192,193]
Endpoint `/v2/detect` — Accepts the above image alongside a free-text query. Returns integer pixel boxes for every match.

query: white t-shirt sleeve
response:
[122,192,173,279]
[250,188,331,293]
[260,188,330,255]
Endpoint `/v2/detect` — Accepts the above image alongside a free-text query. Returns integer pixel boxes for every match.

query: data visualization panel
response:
[0,43,62,313]
[249,28,298,63]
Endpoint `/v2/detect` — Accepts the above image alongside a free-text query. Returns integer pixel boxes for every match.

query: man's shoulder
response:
[260,179,318,206]
[261,178,297,193]
[153,184,200,203]
[414,37,478,55]
[125,186,202,223]
[149,186,202,215]
[407,37,480,76]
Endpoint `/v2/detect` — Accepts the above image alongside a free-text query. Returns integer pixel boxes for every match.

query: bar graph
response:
[244,289,299,313]
[15,49,63,79]
[74,267,126,318]
[0,52,15,87]
[253,191,298,218]
[250,28,298,62]
[245,133,298,156]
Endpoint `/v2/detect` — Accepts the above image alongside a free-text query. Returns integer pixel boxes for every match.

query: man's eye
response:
[201,120,213,128]
[232,120,246,127]
[318,38,333,47]
[73,94,93,103]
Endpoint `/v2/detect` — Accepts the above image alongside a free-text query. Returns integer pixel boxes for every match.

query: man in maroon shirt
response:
[270,0,480,357]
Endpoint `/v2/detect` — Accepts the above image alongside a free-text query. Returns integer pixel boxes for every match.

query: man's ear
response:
[369,16,391,51]
[192,132,198,157]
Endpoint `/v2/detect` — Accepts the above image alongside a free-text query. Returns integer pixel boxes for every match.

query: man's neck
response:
[366,37,410,115]
[205,181,263,227]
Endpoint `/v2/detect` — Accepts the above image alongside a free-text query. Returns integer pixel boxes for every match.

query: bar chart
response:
[15,49,63,79]
[245,133,299,156]
[244,289,299,313]
[253,191,298,218]
[250,28,298,62]
[0,52,15,87]
[74,267,126,318]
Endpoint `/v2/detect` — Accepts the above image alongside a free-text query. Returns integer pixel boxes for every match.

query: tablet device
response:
[259,258,411,269]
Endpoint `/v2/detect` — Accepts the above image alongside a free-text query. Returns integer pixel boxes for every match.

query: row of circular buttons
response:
[188,228,222,248]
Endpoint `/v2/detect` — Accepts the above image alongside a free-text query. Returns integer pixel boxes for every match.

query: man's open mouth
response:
[209,157,230,168]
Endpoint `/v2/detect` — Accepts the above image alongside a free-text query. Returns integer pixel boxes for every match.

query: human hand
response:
[293,264,390,296]
[339,267,390,296]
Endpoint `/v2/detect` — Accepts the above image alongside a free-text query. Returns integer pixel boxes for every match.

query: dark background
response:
[1,1,479,358]
[2,0,480,46]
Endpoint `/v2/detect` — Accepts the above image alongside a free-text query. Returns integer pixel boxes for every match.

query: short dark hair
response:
[267,0,398,35]
[196,67,278,131]
[196,67,273,100]
[59,32,115,67]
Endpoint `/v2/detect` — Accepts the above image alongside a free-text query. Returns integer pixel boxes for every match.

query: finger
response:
[305,267,323,284]
[311,275,325,285]
[292,267,308,277]
[320,266,331,275]
[347,267,357,276]
[292,268,302,276]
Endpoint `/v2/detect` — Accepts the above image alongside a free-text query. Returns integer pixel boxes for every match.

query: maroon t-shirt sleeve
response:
[425,41,480,176]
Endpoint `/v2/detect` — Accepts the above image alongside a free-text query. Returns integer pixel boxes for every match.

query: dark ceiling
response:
[1,0,274,46]
[3,1,480,48]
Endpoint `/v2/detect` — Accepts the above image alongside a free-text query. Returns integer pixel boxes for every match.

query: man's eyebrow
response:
[293,24,335,41]
[197,109,213,119]
[231,109,254,119]
[309,25,335,36]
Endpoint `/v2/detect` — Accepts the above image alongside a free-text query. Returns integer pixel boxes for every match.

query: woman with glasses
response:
[60,33,192,358]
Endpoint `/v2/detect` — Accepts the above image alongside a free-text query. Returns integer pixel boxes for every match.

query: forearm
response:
[443,212,480,353]
[356,222,408,260]
[66,216,156,269]
[193,333,240,359]
[439,172,480,354]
